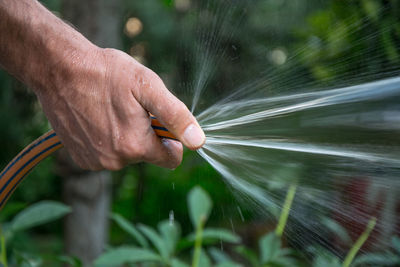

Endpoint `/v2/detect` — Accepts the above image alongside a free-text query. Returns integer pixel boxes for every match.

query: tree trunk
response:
[59,0,122,265]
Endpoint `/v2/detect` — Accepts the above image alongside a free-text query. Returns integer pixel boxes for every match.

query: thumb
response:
[134,69,206,150]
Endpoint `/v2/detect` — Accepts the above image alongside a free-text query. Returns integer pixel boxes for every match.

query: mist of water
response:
[186,0,400,258]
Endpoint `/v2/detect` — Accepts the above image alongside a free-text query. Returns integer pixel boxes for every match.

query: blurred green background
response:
[1,0,400,266]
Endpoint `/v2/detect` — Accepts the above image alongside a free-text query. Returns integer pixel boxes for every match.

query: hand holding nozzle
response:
[38,48,205,170]
[0,0,205,171]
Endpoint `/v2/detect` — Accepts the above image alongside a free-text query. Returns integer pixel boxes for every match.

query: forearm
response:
[0,0,95,94]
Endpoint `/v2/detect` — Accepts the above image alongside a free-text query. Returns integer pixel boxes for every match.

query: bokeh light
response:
[124,17,143,38]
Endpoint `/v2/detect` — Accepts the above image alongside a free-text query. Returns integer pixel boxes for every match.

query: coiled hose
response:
[0,116,175,210]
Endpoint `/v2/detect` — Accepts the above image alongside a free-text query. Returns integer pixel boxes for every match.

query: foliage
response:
[101,185,398,267]
[309,219,400,267]
[0,201,78,267]
[296,0,400,85]
[96,185,300,267]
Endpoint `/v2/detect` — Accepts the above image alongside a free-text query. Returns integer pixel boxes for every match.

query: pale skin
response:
[0,0,206,170]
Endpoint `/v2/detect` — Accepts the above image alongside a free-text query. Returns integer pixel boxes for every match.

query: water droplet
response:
[169,210,174,225]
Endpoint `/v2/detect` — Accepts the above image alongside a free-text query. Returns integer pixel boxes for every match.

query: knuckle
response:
[136,65,153,79]
[102,47,123,58]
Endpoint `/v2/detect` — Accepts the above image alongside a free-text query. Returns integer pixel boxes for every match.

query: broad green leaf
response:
[198,249,211,267]
[188,186,212,229]
[94,246,162,266]
[259,232,281,263]
[171,258,190,267]
[138,224,169,260]
[111,213,148,248]
[158,220,180,256]
[11,201,71,232]
[187,228,241,244]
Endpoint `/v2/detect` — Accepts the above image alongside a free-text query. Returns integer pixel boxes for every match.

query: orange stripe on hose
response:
[0,117,176,210]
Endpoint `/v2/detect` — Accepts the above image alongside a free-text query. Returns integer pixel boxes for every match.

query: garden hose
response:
[0,116,176,210]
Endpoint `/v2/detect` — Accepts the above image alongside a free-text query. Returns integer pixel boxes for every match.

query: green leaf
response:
[41,255,82,267]
[55,255,82,267]
[198,249,211,267]
[208,247,233,263]
[310,247,341,267]
[215,262,242,267]
[188,186,213,229]
[94,246,162,266]
[158,220,180,256]
[110,213,148,248]
[235,246,259,267]
[312,253,341,267]
[259,232,281,263]
[138,224,169,260]
[320,216,351,244]
[271,256,298,267]
[13,250,43,266]
[11,201,71,232]
[171,258,190,267]
[353,252,400,266]
[187,228,241,244]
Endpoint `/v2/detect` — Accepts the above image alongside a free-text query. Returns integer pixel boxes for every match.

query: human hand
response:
[35,46,205,170]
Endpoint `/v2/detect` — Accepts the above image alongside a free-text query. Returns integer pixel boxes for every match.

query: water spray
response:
[0,116,176,210]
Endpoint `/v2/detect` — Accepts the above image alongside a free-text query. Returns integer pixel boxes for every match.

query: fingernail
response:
[161,139,183,170]
[182,124,206,149]
[161,139,174,156]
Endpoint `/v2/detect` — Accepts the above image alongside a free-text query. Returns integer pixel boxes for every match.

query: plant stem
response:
[275,184,297,237]
[342,217,377,267]
[192,217,205,267]
[0,227,7,267]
